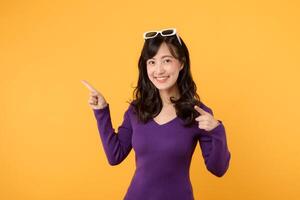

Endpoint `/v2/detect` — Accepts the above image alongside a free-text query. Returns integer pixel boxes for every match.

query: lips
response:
[155,76,169,82]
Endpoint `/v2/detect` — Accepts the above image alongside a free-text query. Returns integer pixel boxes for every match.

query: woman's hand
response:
[81,80,108,110]
[194,105,221,132]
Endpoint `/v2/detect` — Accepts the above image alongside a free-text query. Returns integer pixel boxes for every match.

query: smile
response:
[155,76,169,83]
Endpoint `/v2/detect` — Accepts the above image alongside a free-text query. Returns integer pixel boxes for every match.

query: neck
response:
[159,84,181,106]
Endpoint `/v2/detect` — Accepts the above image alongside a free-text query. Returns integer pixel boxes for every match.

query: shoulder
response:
[124,101,137,117]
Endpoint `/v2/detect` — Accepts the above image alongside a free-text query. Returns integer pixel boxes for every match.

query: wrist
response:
[98,102,108,109]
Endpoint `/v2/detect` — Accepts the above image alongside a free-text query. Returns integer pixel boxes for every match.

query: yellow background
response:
[1,0,299,199]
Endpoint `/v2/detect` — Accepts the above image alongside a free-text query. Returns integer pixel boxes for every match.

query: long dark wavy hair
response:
[127,33,204,127]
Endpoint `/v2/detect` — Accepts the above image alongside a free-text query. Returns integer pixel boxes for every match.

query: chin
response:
[154,83,176,91]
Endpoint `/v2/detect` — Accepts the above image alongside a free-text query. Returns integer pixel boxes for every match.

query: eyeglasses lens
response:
[161,29,174,35]
[145,32,157,38]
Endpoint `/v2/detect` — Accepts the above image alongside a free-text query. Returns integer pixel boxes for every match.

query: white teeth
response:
[155,76,169,80]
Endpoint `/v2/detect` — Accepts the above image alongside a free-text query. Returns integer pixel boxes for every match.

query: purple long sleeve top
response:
[93,102,231,200]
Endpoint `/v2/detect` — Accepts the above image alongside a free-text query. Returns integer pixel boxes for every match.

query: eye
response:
[163,59,172,63]
[147,60,155,65]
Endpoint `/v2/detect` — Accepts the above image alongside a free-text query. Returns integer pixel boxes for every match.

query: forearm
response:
[204,121,231,177]
[93,104,133,166]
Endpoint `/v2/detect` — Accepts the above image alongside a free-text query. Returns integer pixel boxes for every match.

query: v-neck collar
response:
[152,116,178,126]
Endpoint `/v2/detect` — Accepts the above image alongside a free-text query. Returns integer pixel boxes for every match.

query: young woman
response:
[82,28,231,200]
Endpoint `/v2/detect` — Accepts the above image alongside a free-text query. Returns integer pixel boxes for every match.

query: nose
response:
[156,63,165,74]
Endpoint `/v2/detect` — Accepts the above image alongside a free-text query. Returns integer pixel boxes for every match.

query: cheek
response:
[169,70,181,82]
[146,68,155,81]
[169,62,181,72]
[169,67,180,77]
[146,67,154,76]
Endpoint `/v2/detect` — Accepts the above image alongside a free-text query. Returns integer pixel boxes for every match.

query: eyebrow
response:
[151,55,174,59]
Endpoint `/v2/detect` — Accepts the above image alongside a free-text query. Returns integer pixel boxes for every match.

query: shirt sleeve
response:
[92,103,133,166]
[197,106,231,177]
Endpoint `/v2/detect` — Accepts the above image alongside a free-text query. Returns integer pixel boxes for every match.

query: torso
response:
[125,103,200,200]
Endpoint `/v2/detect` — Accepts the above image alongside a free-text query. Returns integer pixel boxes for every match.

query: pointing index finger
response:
[194,105,207,115]
[81,80,98,93]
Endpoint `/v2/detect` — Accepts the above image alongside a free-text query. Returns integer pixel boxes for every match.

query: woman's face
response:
[146,42,183,91]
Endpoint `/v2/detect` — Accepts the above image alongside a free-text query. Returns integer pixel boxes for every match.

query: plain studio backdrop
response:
[0,0,299,199]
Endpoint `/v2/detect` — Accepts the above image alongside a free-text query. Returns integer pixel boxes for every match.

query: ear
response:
[180,63,184,71]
